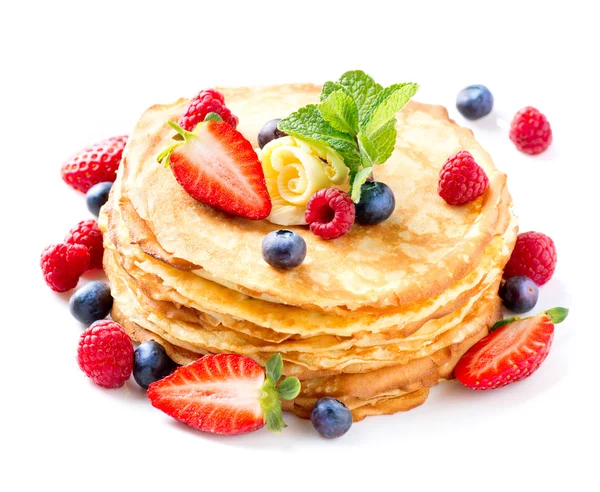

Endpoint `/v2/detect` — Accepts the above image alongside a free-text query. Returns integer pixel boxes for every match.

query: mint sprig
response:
[279,70,419,202]
[260,354,301,433]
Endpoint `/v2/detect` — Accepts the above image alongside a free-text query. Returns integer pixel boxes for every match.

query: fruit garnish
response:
[77,320,134,389]
[509,106,552,155]
[438,150,489,205]
[504,231,557,286]
[69,281,113,325]
[456,85,494,120]
[61,135,127,193]
[305,188,355,239]
[499,275,539,313]
[148,353,300,436]
[65,219,104,270]
[455,307,568,390]
[157,118,272,220]
[258,118,287,148]
[354,181,396,225]
[85,181,113,217]
[40,243,90,292]
[178,89,238,131]
[311,397,353,439]
[262,230,307,269]
[133,341,177,390]
[278,70,418,202]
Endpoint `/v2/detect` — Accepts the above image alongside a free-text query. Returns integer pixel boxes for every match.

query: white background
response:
[0,1,595,491]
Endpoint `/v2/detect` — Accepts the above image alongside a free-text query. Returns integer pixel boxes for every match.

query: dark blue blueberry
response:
[262,230,306,269]
[133,341,177,389]
[69,281,113,325]
[499,276,539,314]
[86,181,113,217]
[355,181,395,225]
[456,85,494,120]
[311,397,353,439]
[258,119,286,149]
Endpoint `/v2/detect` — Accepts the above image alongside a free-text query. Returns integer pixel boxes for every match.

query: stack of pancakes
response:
[100,85,517,421]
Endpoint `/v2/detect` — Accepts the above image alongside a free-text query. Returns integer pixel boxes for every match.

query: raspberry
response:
[504,231,557,286]
[509,106,552,155]
[65,219,104,270]
[40,243,90,292]
[77,320,133,389]
[179,89,238,131]
[438,150,489,206]
[305,188,355,239]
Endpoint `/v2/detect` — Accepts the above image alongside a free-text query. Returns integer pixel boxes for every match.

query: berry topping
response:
[157,120,272,220]
[262,230,307,270]
[509,106,552,155]
[305,188,355,239]
[504,231,557,286]
[499,276,539,314]
[86,181,113,217]
[65,219,104,270]
[455,308,568,390]
[456,85,494,120]
[311,397,353,439]
[148,354,300,436]
[258,118,287,148]
[178,89,238,131]
[133,341,177,390]
[354,181,395,225]
[61,135,127,193]
[438,150,489,206]
[69,281,113,325]
[40,243,90,292]
[77,320,133,389]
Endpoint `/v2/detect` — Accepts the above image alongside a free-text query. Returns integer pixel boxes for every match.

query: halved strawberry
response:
[455,307,568,390]
[147,353,300,436]
[157,119,271,220]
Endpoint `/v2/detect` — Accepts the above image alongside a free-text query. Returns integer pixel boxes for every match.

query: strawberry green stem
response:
[260,354,301,433]
[491,306,569,332]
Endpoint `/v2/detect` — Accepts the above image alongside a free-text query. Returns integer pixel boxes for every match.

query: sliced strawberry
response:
[157,120,271,220]
[455,307,568,390]
[147,353,300,436]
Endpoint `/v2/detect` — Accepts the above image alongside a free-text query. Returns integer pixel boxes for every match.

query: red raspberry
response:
[65,219,104,270]
[40,243,90,292]
[509,106,552,155]
[61,135,128,193]
[77,320,133,389]
[438,150,489,206]
[179,89,238,131]
[504,231,557,286]
[305,188,355,239]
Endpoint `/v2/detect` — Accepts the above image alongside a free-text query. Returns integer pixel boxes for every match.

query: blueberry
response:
[499,276,539,313]
[258,119,286,148]
[456,85,494,120]
[69,281,113,325]
[85,181,113,217]
[311,397,353,439]
[262,230,306,269]
[355,181,395,225]
[133,341,177,389]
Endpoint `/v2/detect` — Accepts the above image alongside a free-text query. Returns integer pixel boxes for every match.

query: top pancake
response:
[120,84,508,311]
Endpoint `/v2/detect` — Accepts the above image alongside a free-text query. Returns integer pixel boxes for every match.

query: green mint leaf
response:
[265,353,283,382]
[357,132,376,167]
[337,70,383,123]
[363,83,419,136]
[368,118,397,164]
[204,112,223,122]
[350,167,373,202]
[321,81,345,101]
[545,307,569,324]
[318,90,359,136]
[277,377,301,400]
[278,105,361,171]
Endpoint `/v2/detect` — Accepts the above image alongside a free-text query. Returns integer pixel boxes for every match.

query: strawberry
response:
[147,353,300,436]
[157,118,272,220]
[455,307,568,390]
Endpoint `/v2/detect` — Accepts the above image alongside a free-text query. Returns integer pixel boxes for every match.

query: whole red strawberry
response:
[61,135,128,193]
[179,89,238,131]
[40,243,90,292]
[509,106,552,155]
[305,188,355,239]
[148,353,300,435]
[438,150,489,205]
[65,219,104,270]
[77,320,133,389]
[455,307,568,390]
[504,231,557,286]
